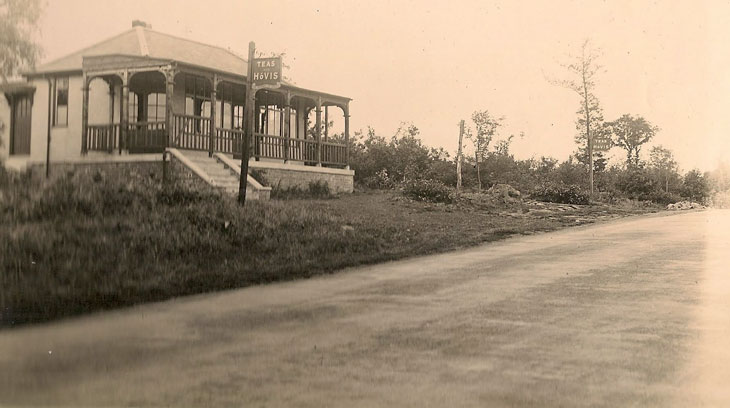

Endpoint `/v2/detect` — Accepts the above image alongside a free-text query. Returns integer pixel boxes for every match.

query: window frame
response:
[53,76,69,127]
[146,93,166,122]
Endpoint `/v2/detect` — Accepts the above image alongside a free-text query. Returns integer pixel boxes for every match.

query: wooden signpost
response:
[238,42,283,204]
[252,57,282,89]
[592,135,612,152]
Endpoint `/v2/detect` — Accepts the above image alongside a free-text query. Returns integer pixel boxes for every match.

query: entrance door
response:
[10,95,32,155]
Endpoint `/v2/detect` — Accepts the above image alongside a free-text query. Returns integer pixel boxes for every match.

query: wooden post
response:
[108,80,115,153]
[164,68,175,148]
[120,70,129,153]
[315,97,322,166]
[344,104,350,169]
[81,73,89,154]
[209,74,217,157]
[239,42,256,205]
[324,105,328,141]
[283,91,291,163]
[457,120,464,195]
[45,77,53,179]
[137,92,145,122]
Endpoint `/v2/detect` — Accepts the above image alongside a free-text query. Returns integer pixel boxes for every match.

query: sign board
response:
[593,136,612,152]
[251,57,282,89]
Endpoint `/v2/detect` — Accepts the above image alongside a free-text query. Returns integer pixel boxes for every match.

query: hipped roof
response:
[31,27,248,76]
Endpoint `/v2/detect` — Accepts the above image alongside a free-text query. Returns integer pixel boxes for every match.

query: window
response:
[128,93,139,123]
[53,77,68,126]
[184,74,210,115]
[257,105,284,135]
[147,93,166,121]
[233,105,244,129]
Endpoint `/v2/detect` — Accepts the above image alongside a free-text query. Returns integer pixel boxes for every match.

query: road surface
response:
[2,210,729,407]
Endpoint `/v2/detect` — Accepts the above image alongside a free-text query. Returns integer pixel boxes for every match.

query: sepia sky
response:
[36,0,730,171]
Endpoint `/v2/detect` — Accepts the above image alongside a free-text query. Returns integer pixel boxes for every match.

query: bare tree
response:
[551,39,603,195]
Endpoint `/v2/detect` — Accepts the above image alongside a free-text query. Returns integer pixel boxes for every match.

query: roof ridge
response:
[37,28,138,70]
[142,27,249,63]
[136,26,150,56]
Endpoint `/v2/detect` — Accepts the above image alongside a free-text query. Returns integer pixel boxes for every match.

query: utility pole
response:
[456,120,464,195]
[238,41,255,205]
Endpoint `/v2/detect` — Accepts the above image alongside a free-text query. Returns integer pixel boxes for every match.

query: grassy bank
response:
[1,172,658,327]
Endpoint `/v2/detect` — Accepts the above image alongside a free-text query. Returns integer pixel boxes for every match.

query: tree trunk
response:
[456,120,464,195]
[475,150,482,192]
[582,69,593,197]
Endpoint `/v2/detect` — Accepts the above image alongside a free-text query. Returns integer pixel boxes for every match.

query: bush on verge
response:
[530,182,590,205]
[403,179,454,203]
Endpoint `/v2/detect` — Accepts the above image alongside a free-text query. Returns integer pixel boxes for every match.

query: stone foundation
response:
[249,161,354,193]
[18,155,353,196]
[28,157,162,184]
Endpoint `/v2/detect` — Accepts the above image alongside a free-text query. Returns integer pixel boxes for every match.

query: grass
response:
[0,172,659,327]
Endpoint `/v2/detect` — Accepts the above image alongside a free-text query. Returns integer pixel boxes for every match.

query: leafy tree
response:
[0,0,41,82]
[389,122,431,182]
[707,161,730,207]
[607,114,658,167]
[648,145,679,192]
[552,39,603,195]
[468,110,502,191]
[616,165,658,199]
[493,134,515,156]
[681,169,710,203]
[348,127,391,184]
[707,161,730,192]
[0,0,42,153]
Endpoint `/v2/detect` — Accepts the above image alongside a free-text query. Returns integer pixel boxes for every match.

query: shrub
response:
[361,169,394,189]
[403,179,454,203]
[530,182,590,205]
[616,167,657,199]
[641,190,682,205]
[307,180,331,197]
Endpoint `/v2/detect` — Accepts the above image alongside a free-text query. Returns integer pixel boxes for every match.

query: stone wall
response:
[29,160,162,184]
[249,161,354,193]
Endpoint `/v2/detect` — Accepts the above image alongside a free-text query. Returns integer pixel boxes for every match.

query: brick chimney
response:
[132,20,150,29]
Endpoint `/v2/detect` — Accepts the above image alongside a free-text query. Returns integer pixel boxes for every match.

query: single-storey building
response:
[0,21,354,196]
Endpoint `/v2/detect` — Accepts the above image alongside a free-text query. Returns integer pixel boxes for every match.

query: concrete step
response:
[172,148,270,200]
[204,169,235,177]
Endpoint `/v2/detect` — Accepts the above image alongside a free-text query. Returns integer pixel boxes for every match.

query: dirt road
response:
[2,210,728,407]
